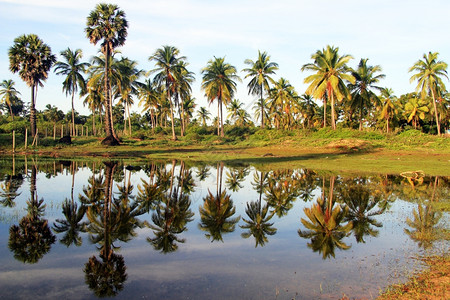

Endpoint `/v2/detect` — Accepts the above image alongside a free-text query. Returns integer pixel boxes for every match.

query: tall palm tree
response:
[197,107,211,127]
[243,51,278,128]
[149,45,187,140]
[85,3,128,145]
[409,52,448,135]
[8,34,56,138]
[54,48,89,136]
[227,99,244,124]
[301,45,355,130]
[0,80,21,120]
[201,57,240,137]
[174,60,195,137]
[115,57,142,136]
[348,58,385,131]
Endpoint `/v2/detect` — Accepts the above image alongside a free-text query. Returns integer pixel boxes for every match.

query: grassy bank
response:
[1,128,449,175]
[378,254,449,300]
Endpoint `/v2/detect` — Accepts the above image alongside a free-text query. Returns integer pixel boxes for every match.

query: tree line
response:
[2,3,449,145]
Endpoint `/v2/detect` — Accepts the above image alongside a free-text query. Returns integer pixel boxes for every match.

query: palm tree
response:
[301,45,355,130]
[85,3,128,145]
[227,99,245,124]
[201,57,240,137]
[54,48,89,136]
[9,34,56,138]
[243,51,278,128]
[138,78,161,129]
[348,58,385,131]
[197,107,211,127]
[0,80,21,120]
[403,94,429,129]
[378,88,398,133]
[149,45,187,140]
[252,98,270,127]
[174,60,195,137]
[268,78,298,129]
[409,52,448,135]
[115,57,142,136]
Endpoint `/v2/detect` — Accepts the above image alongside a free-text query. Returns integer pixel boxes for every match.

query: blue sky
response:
[1,0,449,117]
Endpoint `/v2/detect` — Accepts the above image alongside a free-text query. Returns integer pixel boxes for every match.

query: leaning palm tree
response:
[8,34,56,138]
[301,45,355,130]
[201,57,240,137]
[0,80,21,120]
[243,51,278,128]
[409,52,448,135]
[85,3,128,145]
[348,58,385,131]
[149,45,187,140]
[54,48,89,136]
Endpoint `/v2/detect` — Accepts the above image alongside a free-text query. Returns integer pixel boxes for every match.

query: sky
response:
[1,0,449,118]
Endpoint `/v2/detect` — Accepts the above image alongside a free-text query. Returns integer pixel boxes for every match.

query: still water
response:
[0,158,448,299]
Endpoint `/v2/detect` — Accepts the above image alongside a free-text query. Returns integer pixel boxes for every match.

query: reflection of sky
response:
[0,162,448,299]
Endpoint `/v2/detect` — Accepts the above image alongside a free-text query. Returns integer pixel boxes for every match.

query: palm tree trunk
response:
[323,97,327,128]
[217,101,220,136]
[260,84,264,129]
[219,99,224,137]
[359,101,363,131]
[167,87,177,141]
[104,48,113,138]
[430,89,441,135]
[71,84,76,136]
[30,84,37,138]
[8,103,14,121]
[330,91,336,130]
[127,104,132,136]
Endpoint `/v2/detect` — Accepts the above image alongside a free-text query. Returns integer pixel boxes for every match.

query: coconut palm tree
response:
[197,107,211,127]
[243,51,278,128]
[348,58,385,131]
[174,60,195,136]
[378,88,398,133]
[54,48,89,136]
[85,3,128,145]
[9,34,56,138]
[301,45,355,130]
[403,94,429,129]
[252,98,270,127]
[115,57,142,136]
[149,45,187,140]
[409,52,448,135]
[268,78,299,129]
[201,57,240,137]
[0,80,21,120]
[138,78,161,129]
[227,99,244,124]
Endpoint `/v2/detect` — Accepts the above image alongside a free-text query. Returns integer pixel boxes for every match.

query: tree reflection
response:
[241,171,277,247]
[53,198,87,247]
[404,203,444,249]
[9,197,56,263]
[337,178,387,243]
[147,161,195,253]
[199,163,240,242]
[298,176,353,259]
[0,174,23,207]
[265,169,298,217]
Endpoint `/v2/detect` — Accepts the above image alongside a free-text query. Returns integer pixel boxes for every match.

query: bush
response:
[0,119,29,134]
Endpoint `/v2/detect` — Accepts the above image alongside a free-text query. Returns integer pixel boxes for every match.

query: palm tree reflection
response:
[404,203,444,249]
[241,171,277,247]
[199,163,240,242]
[298,176,353,259]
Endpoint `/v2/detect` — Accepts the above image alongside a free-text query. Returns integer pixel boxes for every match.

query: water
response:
[0,158,448,299]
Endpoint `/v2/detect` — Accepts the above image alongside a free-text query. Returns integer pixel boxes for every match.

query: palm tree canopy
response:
[243,50,278,97]
[201,56,240,105]
[85,3,128,55]
[301,45,355,101]
[9,34,56,88]
[0,80,21,106]
[348,58,385,105]
[54,48,89,96]
[149,45,186,93]
[409,51,448,99]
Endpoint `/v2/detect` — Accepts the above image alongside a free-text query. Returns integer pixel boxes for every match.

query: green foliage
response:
[0,119,29,134]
